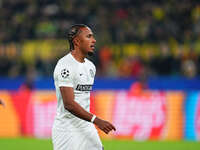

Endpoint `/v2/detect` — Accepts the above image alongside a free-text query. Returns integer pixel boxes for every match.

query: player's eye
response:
[87,34,92,38]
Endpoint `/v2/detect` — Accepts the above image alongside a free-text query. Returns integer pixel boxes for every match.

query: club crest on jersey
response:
[61,68,69,78]
[89,69,94,78]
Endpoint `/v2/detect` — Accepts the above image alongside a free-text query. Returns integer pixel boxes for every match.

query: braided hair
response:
[67,24,88,51]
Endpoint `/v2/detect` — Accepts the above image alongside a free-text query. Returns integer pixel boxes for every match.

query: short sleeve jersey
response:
[53,53,96,131]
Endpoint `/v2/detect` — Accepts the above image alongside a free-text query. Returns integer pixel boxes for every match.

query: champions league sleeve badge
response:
[61,68,69,78]
[89,69,94,78]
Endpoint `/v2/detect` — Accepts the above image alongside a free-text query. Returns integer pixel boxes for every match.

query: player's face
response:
[77,27,96,54]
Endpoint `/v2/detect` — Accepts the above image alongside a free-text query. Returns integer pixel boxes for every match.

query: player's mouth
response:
[90,45,95,50]
[88,45,95,56]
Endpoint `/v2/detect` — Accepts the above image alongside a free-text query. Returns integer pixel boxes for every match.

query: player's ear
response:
[73,37,80,47]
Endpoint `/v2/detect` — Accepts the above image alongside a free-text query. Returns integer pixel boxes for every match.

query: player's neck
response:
[71,49,86,63]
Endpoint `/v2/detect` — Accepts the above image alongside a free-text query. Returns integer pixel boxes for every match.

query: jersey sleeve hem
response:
[58,83,73,88]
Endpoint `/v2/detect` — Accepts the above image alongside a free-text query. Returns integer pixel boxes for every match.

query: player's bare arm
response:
[60,86,116,134]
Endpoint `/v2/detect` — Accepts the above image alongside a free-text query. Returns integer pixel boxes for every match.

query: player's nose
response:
[92,38,96,43]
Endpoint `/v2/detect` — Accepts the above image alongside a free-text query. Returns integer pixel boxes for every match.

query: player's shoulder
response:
[85,58,96,70]
[54,53,75,77]
[58,53,73,64]
[56,53,74,67]
[54,53,75,72]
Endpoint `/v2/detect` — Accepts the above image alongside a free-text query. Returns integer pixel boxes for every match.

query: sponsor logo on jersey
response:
[76,84,93,91]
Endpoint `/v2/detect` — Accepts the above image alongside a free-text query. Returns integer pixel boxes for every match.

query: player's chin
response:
[88,51,94,56]
[90,47,95,52]
[87,49,95,56]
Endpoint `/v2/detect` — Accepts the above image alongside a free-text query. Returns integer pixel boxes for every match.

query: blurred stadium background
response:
[1,0,200,150]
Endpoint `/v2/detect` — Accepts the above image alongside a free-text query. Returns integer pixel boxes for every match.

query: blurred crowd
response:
[0,0,200,78]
